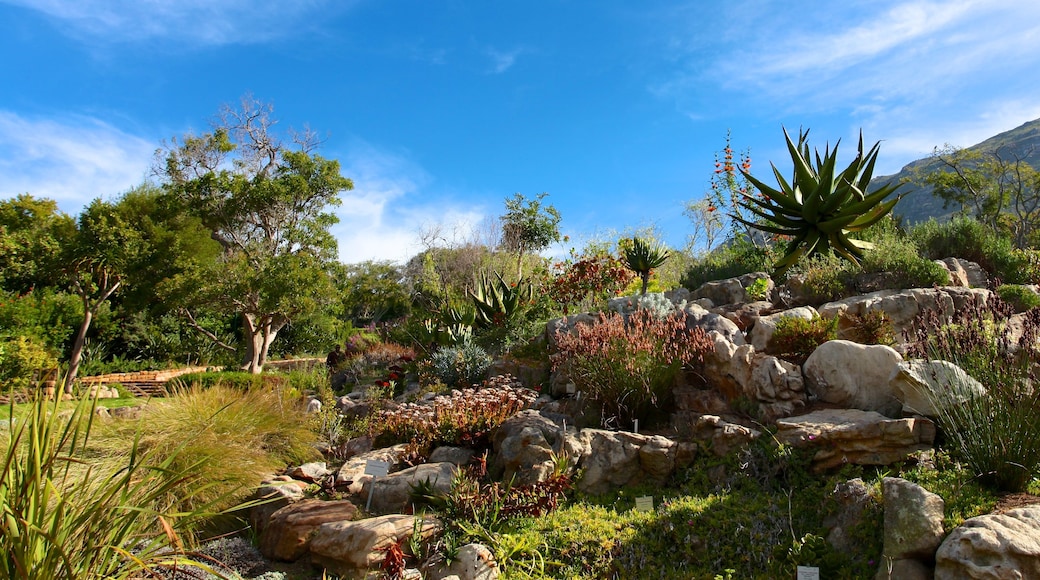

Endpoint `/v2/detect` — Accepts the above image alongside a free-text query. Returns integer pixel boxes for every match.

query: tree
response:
[336,260,411,326]
[0,194,75,293]
[916,144,1040,249]
[158,97,353,373]
[499,192,561,279]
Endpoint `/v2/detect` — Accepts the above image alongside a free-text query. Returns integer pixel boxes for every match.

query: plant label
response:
[797,566,820,580]
[634,496,654,512]
[364,460,390,478]
[566,382,576,394]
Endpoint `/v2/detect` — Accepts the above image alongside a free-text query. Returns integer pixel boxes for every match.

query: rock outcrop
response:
[935,506,1040,579]
[776,409,935,470]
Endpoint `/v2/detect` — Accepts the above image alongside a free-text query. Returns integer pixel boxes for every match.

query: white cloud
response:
[486,47,523,74]
[2,0,348,44]
[331,142,488,264]
[0,111,154,211]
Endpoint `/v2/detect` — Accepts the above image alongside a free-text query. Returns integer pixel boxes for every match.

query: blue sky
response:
[2,1,1039,263]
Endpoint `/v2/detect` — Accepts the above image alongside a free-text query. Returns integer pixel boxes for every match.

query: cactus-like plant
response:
[623,237,670,295]
[735,127,902,277]
[468,271,533,328]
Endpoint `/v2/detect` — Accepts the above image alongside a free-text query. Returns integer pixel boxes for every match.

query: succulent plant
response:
[623,237,670,295]
[735,127,903,277]
[469,270,533,328]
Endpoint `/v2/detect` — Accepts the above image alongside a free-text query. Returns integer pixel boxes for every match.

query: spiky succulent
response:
[623,237,670,295]
[735,127,902,277]
[469,270,533,328]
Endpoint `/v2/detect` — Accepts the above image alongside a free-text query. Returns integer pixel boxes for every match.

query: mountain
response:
[871,118,1040,225]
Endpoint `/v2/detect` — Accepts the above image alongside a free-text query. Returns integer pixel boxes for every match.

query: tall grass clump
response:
[906,301,1040,491]
[0,395,221,579]
[552,310,713,429]
[94,383,319,515]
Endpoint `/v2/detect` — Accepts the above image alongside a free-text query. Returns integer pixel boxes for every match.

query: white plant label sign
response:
[797,566,820,580]
[634,496,654,512]
[364,460,390,478]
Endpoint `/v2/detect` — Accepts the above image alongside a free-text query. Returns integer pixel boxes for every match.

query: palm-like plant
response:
[735,127,903,277]
[623,237,670,295]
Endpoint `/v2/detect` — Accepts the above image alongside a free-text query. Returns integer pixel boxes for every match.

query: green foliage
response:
[169,370,269,391]
[907,301,1040,491]
[681,238,777,291]
[771,314,838,365]
[0,335,59,393]
[857,232,951,289]
[94,383,319,514]
[623,237,671,295]
[335,260,411,326]
[426,342,493,389]
[551,310,713,428]
[0,194,75,294]
[0,394,220,579]
[997,284,1040,312]
[910,216,1040,284]
[500,192,562,278]
[744,277,770,301]
[469,270,534,329]
[737,127,902,276]
[842,310,896,346]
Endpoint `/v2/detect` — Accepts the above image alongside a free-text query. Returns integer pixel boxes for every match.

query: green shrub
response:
[997,284,1040,312]
[789,253,855,304]
[842,310,895,346]
[911,217,1040,284]
[858,234,950,289]
[771,314,838,366]
[1,395,221,578]
[681,239,776,290]
[551,310,714,429]
[427,342,493,388]
[0,335,58,393]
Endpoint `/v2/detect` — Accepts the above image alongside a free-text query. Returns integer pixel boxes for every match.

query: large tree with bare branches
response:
[158,97,353,373]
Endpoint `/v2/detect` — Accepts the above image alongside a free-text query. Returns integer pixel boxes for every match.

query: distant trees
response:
[157,97,353,373]
[918,144,1040,249]
[499,192,561,278]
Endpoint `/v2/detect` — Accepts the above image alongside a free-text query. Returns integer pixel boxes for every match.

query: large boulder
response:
[309,514,441,574]
[259,499,359,562]
[880,477,945,570]
[776,409,935,471]
[429,543,500,580]
[803,340,904,417]
[935,506,1040,579]
[889,359,986,417]
[250,476,306,536]
[491,410,581,485]
[683,303,747,346]
[937,258,988,288]
[336,444,409,494]
[573,430,691,495]
[361,462,457,515]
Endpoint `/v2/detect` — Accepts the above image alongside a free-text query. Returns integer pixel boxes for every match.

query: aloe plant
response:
[469,271,533,328]
[623,237,670,295]
[735,127,903,277]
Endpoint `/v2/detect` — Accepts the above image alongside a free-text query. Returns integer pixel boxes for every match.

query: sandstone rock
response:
[250,478,306,536]
[824,478,874,554]
[309,514,441,573]
[935,506,1040,579]
[776,409,935,471]
[288,461,330,483]
[683,303,747,345]
[545,313,599,350]
[429,543,500,580]
[306,398,322,414]
[803,340,904,416]
[881,477,945,561]
[491,410,580,485]
[749,306,819,352]
[938,258,988,288]
[429,446,477,466]
[259,499,359,562]
[720,300,775,332]
[336,444,409,494]
[889,359,986,417]
[685,414,760,456]
[574,429,647,495]
[361,462,457,515]
[691,272,773,306]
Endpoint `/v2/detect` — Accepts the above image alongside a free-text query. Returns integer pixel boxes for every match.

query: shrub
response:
[546,251,634,315]
[996,284,1040,312]
[911,217,1040,284]
[551,310,714,428]
[376,375,538,453]
[1,395,220,578]
[842,310,895,346]
[427,342,493,388]
[906,302,1040,491]
[681,239,775,290]
[0,335,58,393]
[771,314,838,365]
[788,253,855,305]
[857,235,950,289]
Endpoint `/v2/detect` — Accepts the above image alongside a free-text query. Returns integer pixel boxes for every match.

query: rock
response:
[108,405,142,419]
[429,446,477,466]
[803,340,904,416]
[259,499,359,562]
[545,313,599,350]
[889,359,986,417]
[776,409,935,471]
[681,414,760,456]
[288,461,330,482]
[250,478,306,535]
[309,514,441,573]
[749,306,819,352]
[938,258,988,288]
[491,410,580,485]
[691,272,773,306]
[935,506,1040,579]
[429,543,500,580]
[574,429,647,495]
[336,444,409,494]
[720,300,775,332]
[881,477,945,561]
[824,478,874,554]
[306,398,322,414]
[683,303,747,346]
[361,462,457,515]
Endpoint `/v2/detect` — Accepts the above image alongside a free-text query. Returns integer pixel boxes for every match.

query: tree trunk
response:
[65,308,93,391]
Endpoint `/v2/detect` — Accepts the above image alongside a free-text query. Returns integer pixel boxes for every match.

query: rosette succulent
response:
[735,127,903,277]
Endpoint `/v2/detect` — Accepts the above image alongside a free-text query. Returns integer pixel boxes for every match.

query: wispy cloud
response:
[0,111,154,212]
[1,0,349,44]
[485,46,523,74]
[332,142,487,264]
